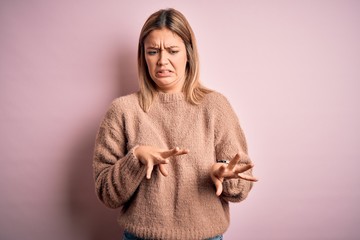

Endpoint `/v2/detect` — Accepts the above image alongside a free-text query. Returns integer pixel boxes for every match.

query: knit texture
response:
[93,91,253,240]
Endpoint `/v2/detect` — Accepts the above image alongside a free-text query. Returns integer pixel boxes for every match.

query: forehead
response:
[144,28,184,47]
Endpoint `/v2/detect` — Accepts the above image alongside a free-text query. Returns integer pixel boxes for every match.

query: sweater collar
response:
[157,91,185,103]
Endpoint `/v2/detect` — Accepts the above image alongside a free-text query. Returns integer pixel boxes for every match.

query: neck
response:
[156,91,185,103]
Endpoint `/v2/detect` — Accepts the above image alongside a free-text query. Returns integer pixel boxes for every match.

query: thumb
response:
[211,172,224,196]
[214,178,223,196]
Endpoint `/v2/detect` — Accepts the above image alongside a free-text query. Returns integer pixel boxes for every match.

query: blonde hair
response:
[137,8,212,112]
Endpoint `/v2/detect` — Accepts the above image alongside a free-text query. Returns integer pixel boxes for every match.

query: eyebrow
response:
[146,45,180,49]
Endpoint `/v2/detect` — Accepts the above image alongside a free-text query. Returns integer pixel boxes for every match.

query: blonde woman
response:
[93,8,258,240]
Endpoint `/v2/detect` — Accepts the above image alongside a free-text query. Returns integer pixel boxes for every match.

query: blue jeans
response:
[123,231,223,240]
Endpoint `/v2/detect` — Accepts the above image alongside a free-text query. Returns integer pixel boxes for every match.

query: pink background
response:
[1,1,359,239]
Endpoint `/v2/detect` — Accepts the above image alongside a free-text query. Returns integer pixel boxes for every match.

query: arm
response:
[93,101,146,209]
[213,94,256,202]
[93,101,189,208]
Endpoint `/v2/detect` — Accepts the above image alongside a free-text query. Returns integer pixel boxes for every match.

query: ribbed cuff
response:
[222,178,252,202]
[117,146,147,186]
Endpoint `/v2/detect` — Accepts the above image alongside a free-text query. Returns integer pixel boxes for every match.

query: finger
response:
[234,163,254,174]
[159,164,168,177]
[173,148,189,156]
[227,153,241,171]
[146,163,154,179]
[238,173,259,182]
[162,147,189,158]
[157,157,169,164]
[161,147,179,158]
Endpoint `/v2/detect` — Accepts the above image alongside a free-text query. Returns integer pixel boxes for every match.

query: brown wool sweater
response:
[93,91,254,240]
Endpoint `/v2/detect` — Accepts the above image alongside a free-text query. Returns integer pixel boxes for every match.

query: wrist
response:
[216,159,230,164]
[133,145,140,159]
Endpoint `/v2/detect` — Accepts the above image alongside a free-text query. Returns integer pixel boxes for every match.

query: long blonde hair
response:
[137,8,212,112]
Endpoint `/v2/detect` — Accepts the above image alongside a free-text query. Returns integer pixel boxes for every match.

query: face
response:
[144,28,188,93]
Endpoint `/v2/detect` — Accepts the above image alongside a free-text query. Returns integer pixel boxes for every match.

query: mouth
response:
[156,69,173,77]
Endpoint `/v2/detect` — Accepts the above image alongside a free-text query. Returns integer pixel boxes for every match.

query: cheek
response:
[178,56,188,72]
[180,53,188,68]
[145,58,156,74]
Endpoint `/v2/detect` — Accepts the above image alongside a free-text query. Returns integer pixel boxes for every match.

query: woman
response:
[93,8,258,240]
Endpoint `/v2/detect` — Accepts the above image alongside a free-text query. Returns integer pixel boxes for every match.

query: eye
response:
[147,50,158,56]
[169,50,179,55]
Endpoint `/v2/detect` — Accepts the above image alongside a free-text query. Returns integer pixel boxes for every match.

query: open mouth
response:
[156,69,173,77]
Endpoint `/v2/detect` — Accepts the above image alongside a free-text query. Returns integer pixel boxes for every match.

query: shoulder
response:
[201,91,239,122]
[202,90,233,110]
[102,92,140,121]
[110,92,140,111]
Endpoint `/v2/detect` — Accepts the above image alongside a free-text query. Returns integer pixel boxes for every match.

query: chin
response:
[155,78,176,87]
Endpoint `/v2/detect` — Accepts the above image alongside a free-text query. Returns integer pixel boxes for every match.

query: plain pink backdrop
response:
[1,1,359,239]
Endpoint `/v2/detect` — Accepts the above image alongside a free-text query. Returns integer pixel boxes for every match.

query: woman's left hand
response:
[210,153,258,196]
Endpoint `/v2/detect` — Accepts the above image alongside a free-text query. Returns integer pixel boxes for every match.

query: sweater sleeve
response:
[93,100,147,209]
[213,93,254,203]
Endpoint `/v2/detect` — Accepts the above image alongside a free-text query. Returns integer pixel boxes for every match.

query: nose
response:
[157,50,169,66]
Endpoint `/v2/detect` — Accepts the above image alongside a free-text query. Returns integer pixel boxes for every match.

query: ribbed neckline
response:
[157,91,185,103]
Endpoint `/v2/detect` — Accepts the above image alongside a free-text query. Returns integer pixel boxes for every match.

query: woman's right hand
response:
[134,145,189,179]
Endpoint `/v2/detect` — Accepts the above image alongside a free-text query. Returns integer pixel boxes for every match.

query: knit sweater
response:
[93,91,253,240]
